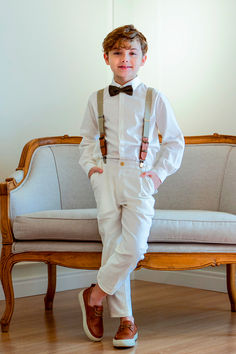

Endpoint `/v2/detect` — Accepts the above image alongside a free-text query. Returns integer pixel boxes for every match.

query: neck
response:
[114,75,137,86]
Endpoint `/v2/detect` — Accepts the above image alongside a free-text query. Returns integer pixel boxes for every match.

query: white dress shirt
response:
[79,76,185,183]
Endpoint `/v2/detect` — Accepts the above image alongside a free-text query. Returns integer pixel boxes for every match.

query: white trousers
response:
[90,159,155,317]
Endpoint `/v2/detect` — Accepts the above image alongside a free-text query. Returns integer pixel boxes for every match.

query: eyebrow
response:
[112,47,138,51]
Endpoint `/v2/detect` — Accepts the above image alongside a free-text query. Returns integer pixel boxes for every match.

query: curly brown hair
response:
[103,24,148,55]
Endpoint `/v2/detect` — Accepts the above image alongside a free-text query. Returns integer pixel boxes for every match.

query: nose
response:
[121,53,129,62]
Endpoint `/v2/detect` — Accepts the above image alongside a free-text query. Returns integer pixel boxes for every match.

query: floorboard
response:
[0,280,236,354]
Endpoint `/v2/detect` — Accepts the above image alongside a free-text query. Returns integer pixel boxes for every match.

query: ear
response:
[140,55,147,66]
[104,53,110,65]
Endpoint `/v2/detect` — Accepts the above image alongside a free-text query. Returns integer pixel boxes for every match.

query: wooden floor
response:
[1,280,236,354]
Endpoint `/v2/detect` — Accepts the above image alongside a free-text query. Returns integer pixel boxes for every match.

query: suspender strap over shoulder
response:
[139,87,153,167]
[97,86,154,167]
[97,89,107,163]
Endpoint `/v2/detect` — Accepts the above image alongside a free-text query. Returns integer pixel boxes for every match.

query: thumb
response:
[140,171,147,177]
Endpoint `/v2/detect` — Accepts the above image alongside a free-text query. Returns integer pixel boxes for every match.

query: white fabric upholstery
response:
[10,147,61,220]
[10,144,236,221]
[10,142,236,254]
[156,145,231,210]
[49,145,96,209]
[13,209,236,244]
[220,147,236,215]
[10,145,96,221]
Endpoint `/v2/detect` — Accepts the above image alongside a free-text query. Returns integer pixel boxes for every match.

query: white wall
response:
[114,0,236,135]
[0,0,112,180]
[0,0,235,296]
[1,0,236,181]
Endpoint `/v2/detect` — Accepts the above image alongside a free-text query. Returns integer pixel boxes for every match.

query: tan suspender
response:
[97,89,107,163]
[139,87,153,167]
[97,87,153,167]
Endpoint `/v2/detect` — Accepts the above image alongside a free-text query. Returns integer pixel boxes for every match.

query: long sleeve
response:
[79,79,185,182]
[79,93,101,176]
[152,92,185,183]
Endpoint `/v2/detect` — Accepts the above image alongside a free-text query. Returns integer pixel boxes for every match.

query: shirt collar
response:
[111,76,142,91]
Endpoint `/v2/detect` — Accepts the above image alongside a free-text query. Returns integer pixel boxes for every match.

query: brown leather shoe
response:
[113,321,138,348]
[78,284,103,341]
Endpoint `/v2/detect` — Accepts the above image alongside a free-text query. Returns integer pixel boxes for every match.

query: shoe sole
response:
[113,332,138,348]
[78,290,103,342]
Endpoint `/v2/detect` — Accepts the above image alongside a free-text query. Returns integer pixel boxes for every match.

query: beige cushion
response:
[149,210,236,243]
[13,209,100,241]
[12,241,236,254]
[12,241,103,254]
[13,209,236,244]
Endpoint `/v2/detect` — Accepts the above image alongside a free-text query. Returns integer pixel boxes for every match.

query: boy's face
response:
[104,39,147,85]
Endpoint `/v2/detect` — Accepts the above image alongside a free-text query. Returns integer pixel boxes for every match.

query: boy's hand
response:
[140,171,162,190]
[88,167,103,179]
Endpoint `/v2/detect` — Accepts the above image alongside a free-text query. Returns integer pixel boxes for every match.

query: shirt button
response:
[120,162,125,166]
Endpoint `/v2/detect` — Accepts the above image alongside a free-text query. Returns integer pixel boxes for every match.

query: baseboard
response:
[0,263,98,300]
[134,267,227,293]
[0,264,227,301]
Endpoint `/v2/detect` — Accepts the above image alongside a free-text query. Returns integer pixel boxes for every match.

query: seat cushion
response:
[12,241,236,254]
[13,209,236,244]
[13,209,100,241]
[149,210,236,244]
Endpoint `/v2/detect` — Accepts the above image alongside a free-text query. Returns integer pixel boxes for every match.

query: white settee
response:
[1,133,236,332]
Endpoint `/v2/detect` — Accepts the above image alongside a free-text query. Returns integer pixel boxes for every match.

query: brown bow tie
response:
[109,85,133,97]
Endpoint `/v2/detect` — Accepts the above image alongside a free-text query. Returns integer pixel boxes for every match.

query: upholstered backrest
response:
[219,147,236,215]
[10,142,236,221]
[156,144,234,211]
[10,145,96,220]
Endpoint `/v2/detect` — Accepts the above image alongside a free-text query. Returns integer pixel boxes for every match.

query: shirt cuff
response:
[79,161,97,177]
[152,167,168,184]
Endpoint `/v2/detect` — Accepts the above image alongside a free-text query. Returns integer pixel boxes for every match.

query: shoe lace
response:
[94,306,103,317]
[118,323,134,333]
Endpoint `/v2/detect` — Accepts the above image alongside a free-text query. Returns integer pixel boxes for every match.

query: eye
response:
[130,52,137,55]
[113,51,121,55]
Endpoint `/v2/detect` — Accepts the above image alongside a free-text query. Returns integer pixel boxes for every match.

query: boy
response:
[78,24,185,348]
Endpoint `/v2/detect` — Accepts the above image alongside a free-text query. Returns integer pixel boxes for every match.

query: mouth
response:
[118,65,132,69]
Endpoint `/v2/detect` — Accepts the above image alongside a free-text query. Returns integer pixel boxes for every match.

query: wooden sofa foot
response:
[0,258,15,333]
[1,322,10,333]
[44,264,56,311]
[226,264,236,312]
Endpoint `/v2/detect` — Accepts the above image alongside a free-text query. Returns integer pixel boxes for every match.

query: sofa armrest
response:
[8,170,24,184]
[0,182,14,244]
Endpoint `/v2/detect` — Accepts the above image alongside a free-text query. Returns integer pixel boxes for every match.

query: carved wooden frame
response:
[1,133,236,332]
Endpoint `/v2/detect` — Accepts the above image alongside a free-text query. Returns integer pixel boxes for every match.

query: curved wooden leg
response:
[0,258,15,332]
[44,264,56,311]
[226,264,236,312]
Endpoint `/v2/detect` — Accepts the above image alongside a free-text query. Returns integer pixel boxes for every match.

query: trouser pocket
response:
[140,175,155,195]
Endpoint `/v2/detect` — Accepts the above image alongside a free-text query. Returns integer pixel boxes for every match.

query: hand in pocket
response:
[140,171,162,190]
